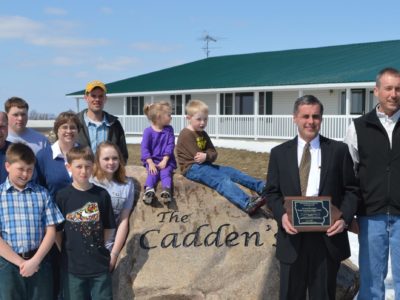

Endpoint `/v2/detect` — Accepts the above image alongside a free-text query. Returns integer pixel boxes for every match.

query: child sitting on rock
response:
[141,101,177,204]
[176,100,266,215]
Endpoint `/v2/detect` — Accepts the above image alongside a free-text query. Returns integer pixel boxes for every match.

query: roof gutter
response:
[66,81,375,99]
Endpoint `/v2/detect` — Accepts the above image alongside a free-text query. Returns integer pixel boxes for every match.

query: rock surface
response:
[112,166,358,300]
[336,260,360,300]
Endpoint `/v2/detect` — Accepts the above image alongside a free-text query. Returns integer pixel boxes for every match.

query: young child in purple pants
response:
[141,101,176,204]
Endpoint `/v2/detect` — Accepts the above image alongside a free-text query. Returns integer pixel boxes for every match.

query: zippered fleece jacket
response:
[354,109,400,216]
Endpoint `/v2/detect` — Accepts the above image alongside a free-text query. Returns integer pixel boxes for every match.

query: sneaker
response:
[160,188,172,204]
[143,187,155,205]
[245,196,266,215]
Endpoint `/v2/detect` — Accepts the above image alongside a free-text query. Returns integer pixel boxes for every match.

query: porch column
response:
[232,92,236,114]
[75,98,80,112]
[254,91,258,141]
[123,97,127,132]
[345,88,351,115]
[216,93,220,139]
[366,88,375,111]
[181,94,185,132]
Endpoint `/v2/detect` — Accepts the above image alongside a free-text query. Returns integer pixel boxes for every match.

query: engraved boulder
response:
[112,166,358,300]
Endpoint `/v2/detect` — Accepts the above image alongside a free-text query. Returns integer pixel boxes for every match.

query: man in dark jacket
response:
[265,95,359,300]
[345,67,400,300]
[77,80,128,163]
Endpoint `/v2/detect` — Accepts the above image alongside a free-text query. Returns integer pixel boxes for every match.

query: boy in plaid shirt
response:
[0,143,64,300]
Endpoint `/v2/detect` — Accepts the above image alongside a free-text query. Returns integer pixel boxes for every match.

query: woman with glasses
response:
[37,111,82,197]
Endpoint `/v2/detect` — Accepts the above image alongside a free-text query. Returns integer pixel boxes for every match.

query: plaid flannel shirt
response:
[0,178,64,253]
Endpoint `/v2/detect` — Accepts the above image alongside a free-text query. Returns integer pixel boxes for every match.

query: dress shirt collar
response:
[84,111,109,126]
[51,141,64,160]
[4,177,36,192]
[376,105,400,123]
[51,141,79,160]
[297,134,320,150]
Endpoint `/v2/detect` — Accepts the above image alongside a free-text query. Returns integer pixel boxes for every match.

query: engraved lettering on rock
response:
[139,211,270,249]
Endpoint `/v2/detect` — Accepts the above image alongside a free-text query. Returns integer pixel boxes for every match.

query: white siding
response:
[272,91,298,114]
[271,90,341,115]
[306,90,339,115]
[105,96,124,115]
[153,95,170,102]
[193,93,217,114]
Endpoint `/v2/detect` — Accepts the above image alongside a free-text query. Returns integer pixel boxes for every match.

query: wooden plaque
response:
[284,196,342,232]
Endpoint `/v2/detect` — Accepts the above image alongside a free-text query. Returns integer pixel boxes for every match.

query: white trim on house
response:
[77,89,377,117]
[67,81,375,99]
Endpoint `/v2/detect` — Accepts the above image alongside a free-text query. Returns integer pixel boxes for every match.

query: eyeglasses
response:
[59,125,78,131]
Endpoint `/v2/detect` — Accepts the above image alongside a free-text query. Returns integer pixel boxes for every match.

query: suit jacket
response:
[265,135,359,264]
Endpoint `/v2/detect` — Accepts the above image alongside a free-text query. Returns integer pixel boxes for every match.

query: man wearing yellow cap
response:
[76,80,128,163]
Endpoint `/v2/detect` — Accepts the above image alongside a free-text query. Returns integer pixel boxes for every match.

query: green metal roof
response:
[67,40,400,96]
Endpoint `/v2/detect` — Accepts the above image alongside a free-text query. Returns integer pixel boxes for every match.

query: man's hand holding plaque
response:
[283,196,343,232]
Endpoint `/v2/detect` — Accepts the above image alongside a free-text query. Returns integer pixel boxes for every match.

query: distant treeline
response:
[29,110,56,120]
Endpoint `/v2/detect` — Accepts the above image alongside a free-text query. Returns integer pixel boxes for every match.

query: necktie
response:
[299,143,311,196]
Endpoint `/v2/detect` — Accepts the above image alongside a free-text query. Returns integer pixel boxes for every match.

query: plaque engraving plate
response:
[284,196,342,232]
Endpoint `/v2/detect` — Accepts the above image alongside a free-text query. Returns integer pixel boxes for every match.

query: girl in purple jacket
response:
[141,101,176,204]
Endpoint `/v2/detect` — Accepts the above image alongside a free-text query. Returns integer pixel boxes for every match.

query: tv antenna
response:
[200,31,218,58]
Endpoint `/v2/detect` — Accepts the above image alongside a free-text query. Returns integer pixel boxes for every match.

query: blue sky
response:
[1,0,400,115]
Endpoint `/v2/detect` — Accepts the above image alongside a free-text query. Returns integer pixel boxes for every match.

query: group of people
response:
[1,66,399,300]
[266,67,400,300]
[0,81,131,300]
[0,79,267,300]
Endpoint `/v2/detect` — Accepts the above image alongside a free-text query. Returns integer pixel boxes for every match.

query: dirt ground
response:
[127,144,270,180]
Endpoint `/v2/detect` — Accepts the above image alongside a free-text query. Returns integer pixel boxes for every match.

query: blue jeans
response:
[185,163,265,210]
[358,214,400,300]
[0,255,53,300]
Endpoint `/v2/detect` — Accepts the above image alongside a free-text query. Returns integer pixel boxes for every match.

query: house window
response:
[185,94,191,106]
[170,95,183,115]
[127,96,144,115]
[220,93,233,115]
[351,89,365,114]
[259,92,272,115]
[340,89,366,115]
[235,93,254,115]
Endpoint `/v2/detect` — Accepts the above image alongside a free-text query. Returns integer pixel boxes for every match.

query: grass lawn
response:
[127,144,269,180]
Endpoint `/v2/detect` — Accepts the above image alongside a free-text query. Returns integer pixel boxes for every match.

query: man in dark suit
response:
[265,95,359,300]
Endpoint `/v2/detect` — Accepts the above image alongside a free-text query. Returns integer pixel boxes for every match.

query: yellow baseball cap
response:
[85,80,107,93]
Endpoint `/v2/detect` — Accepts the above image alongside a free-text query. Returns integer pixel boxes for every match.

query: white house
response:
[67,39,400,140]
